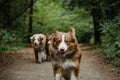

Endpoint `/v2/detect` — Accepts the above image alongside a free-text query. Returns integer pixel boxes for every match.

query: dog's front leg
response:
[70,72,77,80]
[38,52,42,63]
[34,50,38,63]
[54,67,62,80]
[70,67,79,80]
[42,50,47,61]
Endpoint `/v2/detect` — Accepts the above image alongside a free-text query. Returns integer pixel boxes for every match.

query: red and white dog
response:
[30,34,47,63]
[49,28,82,80]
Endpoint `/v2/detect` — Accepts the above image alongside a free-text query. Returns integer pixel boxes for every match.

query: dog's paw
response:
[35,61,41,64]
[37,62,41,64]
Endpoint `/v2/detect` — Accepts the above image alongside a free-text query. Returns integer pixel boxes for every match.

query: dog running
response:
[30,34,47,63]
[49,28,82,80]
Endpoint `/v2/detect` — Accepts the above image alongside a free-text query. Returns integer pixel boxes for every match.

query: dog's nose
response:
[60,48,65,52]
[34,43,37,46]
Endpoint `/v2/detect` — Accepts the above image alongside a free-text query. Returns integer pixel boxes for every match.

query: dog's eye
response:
[41,38,43,40]
[57,40,61,43]
[53,38,56,42]
[38,39,40,42]
[65,40,70,44]
[65,40,69,42]
[53,37,61,43]
[71,39,75,43]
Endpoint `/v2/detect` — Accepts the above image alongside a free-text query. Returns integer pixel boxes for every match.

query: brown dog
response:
[30,34,47,63]
[49,28,82,80]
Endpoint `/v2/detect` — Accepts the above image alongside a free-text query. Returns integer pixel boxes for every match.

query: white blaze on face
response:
[58,35,67,52]
[34,35,41,46]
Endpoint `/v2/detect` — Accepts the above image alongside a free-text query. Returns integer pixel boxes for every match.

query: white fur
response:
[48,40,51,44]
[70,72,77,80]
[30,34,46,46]
[55,73,61,80]
[38,50,46,63]
[34,39,40,46]
[58,35,67,52]
[30,34,47,63]
[62,60,77,69]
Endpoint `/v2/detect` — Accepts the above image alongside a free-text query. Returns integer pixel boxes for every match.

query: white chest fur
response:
[62,60,77,69]
[38,50,46,63]
[53,59,77,69]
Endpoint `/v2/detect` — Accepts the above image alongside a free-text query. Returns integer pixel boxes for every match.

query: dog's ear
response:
[69,27,77,43]
[46,34,51,41]
[30,36,34,42]
[69,27,75,35]
[30,36,33,40]
[53,27,58,33]
[46,34,49,40]
[46,34,52,44]
[71,38,75,43]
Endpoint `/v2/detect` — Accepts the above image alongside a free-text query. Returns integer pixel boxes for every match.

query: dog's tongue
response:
[34,46,39,49]
[56,51,60,56]
[56,51,65,57]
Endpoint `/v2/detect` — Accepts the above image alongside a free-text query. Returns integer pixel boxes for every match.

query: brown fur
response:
[49,28,82,80]
[46,35,52,61]
[30,34,47,63]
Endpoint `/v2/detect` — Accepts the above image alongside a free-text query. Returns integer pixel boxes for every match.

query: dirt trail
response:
[0,44,119,80]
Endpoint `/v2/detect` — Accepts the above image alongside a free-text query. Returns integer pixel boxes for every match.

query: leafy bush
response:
[0,13,28,51]
[101,14,120,66]
[0,29,24,51]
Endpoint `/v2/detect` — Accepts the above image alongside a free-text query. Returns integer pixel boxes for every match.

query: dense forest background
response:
[0,0,120,66]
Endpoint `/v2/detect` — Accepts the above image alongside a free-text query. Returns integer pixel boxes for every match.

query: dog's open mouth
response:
[56,51,66,57]
[34,45,40,49]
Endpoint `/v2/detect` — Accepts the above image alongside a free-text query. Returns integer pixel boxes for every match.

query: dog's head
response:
[50,28,78,57]
[30,34,46,50]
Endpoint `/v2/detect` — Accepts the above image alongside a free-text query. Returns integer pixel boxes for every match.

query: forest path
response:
[0,44,119,80]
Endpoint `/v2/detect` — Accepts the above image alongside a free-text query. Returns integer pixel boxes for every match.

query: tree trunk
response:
[29,0,33,34]
[91,1,102,45]
[28,0,33,43]
[3,0,11,29]
[91,8,102,44]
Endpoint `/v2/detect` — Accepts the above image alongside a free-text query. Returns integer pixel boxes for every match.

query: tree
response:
[54,0,102,44]
[58,0,120,44]
[91,1,102,44]
[0,0,37,29]
[29,0,33,35]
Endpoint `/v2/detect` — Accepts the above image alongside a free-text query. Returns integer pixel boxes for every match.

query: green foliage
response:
[33,0,93,43]
[0,0,30,51]
[53,0,120,66]
[0,14,29,51]
[0,29,24,51]
[0,0,29,28]
[101,14,120,66]
[0,0,93,51]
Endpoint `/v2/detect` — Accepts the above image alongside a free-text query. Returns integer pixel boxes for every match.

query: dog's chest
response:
[62,60,76,69]
[53,59,76,69]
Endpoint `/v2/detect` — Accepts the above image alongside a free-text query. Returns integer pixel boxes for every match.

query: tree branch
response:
[0,0,37,28]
